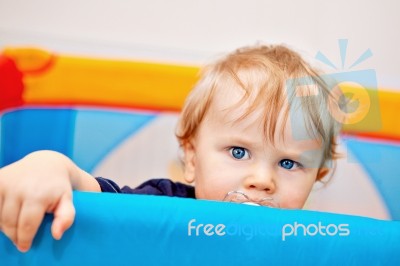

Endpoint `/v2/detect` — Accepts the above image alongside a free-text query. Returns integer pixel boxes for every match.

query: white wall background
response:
[0,0,399,89]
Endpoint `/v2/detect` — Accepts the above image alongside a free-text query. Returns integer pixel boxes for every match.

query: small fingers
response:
[0,196,21,248]
[16,202,46,252]
[51,193,75,240]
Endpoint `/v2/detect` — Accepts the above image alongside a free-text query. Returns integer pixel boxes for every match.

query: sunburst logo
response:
[315,39,380,127]
[285,39,381,168]
[315,39,373,71]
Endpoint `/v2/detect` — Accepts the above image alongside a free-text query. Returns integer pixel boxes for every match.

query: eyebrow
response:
[223,136,258,149]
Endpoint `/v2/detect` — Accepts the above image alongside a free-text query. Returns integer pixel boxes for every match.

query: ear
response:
[316,167,329,181]
[183,141,196,183]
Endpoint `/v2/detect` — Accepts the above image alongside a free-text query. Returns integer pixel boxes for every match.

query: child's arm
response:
[0,150,100,252]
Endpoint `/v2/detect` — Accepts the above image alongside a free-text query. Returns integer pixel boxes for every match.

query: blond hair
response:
[176,44,343,179]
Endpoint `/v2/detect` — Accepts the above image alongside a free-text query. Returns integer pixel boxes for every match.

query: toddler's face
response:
[183,87,327,209]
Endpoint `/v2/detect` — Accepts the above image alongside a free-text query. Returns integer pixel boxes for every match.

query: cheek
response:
[278,174,316,209]
[279,191,309,209]
[195,179,230,201]
[193,157,241,201]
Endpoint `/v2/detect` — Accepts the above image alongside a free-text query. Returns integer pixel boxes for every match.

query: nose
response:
[243,164,276,193]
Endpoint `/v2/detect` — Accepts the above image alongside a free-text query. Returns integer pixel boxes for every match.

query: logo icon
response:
[314,39,381,130]
[285,39,382,167]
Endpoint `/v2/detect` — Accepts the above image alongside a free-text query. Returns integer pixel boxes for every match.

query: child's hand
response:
[0,150,100,252]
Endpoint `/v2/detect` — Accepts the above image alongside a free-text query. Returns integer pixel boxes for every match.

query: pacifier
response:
[222,190,280,208]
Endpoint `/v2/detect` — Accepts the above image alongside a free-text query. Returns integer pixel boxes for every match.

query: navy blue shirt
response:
[95,177,195,198]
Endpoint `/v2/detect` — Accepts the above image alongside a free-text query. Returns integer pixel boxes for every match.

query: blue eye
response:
[280,159,296,170]
[230,147,249,160]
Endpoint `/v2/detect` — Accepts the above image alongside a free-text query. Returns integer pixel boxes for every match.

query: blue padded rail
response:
[1,192,399,265]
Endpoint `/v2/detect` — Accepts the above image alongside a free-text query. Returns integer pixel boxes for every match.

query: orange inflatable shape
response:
[2,47,200,112]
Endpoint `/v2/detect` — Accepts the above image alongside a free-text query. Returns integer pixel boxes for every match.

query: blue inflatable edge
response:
[1,192,400,266]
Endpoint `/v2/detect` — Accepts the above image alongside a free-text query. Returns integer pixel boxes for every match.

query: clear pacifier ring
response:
[222,190,279,208]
